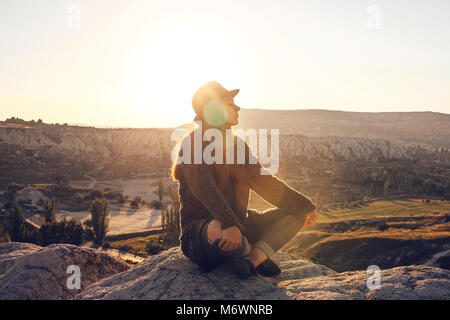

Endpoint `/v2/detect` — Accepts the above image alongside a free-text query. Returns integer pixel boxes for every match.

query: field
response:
[104,233,179,260]
[282,199,450,272]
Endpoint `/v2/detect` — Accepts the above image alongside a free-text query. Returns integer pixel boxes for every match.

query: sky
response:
[0,0,449,128]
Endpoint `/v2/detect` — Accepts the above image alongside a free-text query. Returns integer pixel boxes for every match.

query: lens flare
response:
[203,100,228,127]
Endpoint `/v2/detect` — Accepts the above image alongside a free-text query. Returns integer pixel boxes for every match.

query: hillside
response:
[283,199,450,272]
[237,109,450,148]
[1,115,449,198]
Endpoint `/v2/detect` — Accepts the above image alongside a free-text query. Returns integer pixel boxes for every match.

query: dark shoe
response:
[256,259,281,277]
[230,257,257,279]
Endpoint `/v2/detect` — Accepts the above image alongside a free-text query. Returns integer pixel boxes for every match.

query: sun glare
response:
[129,25,238,127]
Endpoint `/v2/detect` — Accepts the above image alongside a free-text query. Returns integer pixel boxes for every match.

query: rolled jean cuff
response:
[253,240,275,259]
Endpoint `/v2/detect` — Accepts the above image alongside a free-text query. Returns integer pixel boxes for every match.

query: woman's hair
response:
[171,128,194,181]
[171,153,180,181]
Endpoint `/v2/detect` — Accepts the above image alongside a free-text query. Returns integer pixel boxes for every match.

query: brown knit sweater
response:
[176,130,317,235]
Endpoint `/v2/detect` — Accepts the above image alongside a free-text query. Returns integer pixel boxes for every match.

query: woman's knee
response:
[206,219,223,243]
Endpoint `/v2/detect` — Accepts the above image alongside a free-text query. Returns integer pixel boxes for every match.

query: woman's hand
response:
[304,209,318,228]
[219,226,242,251]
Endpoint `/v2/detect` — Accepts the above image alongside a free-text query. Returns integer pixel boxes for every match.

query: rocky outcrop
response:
[0,243,129,300]
[0,242,41,275]
[1,123,447,164]
[278,265,450,300]
[76,247,336,300]
[1,243,449,300]
[76,247,450,300]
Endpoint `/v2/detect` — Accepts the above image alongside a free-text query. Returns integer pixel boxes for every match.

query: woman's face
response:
[201,94,241,128]
[222,95,241,126]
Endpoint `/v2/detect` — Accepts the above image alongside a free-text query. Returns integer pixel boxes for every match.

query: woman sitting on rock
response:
[171,81,318,279]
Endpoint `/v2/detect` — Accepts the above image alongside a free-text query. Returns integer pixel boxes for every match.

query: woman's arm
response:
[246,160,316,218]
[179,163,246,231]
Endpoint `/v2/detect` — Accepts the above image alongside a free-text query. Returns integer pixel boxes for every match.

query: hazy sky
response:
[1,0,449,127]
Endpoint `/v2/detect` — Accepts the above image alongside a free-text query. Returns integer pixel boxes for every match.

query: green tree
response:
[89,197,109,246]
[43,198,56,223]
[0,224,11,243]
[39,222,59,246]
[383,183,389,200]
[169,185,180,211]
[10,201,26,242]
[39,218,84,246]
[368,183,375,196]
[158,178,164,203]
[161,205,180,238]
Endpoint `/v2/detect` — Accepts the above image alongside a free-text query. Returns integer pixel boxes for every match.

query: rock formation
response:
[0,242,41,275]
[0,243,129,299]
[1,243,449,300]
[76,247,450,300]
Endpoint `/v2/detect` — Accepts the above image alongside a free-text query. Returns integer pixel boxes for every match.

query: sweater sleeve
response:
[179,163,246,231]
[245,152,316,219]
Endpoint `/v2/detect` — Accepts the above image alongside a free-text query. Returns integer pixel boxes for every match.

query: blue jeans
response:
[195,208,307,271]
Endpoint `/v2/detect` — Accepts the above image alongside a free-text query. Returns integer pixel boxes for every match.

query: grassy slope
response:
[283,199,450,272]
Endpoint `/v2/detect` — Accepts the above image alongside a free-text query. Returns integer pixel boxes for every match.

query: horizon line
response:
[2,107,449,130]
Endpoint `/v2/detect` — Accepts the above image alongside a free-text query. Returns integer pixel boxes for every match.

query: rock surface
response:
[76,247,336,300]
[0,243,129,300]
[277,265,450,300]
[1,243,449,300]
[0,242,41,275]
[76,247,450,300]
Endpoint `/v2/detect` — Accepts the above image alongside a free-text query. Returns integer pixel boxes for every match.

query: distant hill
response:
[0,112,448,190]
[235,109,450,148]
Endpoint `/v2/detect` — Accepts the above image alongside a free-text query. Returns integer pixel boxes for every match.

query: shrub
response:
[43,198,56,223]
[145,233,179,255]
[150,200,164,210]
[158,179,164,202]
[86,190,104,200]
[117,193,126,203]
[377,222,389,232]
[118,244,132,252]
[0,225,11,243]
[159,232,180,245]
[39,222,59,246]
[161,205,180,238]
[90,197,109,246]
[145,238,164,255]
[104,190,125,202]
[39,218,84,246]
[9,201,26,242]
[83,226,95,241]
[145,243,164,255]
[130,196,141,208]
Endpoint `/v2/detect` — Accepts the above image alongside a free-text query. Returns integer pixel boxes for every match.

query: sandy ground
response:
[65,176,177,235]
[57,202,162,235]
[70,175,175,204]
